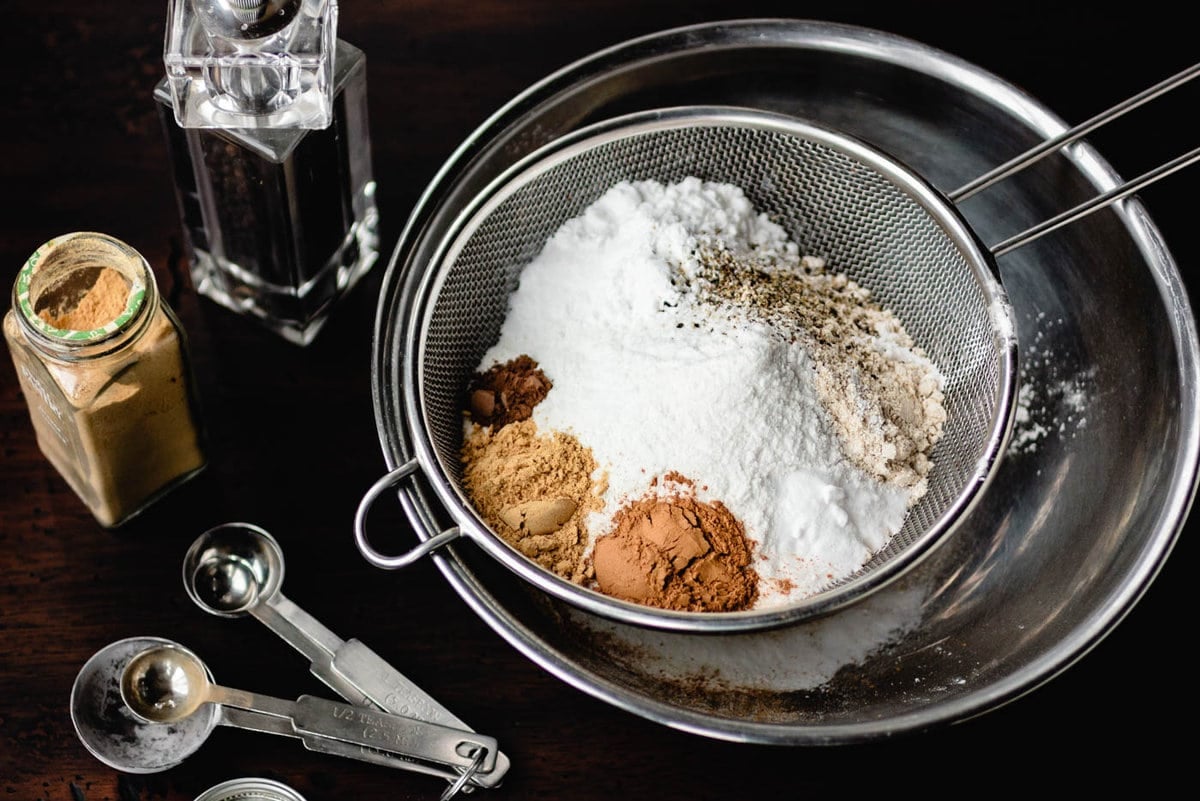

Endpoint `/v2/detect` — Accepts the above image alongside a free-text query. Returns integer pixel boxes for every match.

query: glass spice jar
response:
[3,232,208,527]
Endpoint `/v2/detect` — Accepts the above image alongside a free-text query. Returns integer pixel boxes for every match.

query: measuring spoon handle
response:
[328,640,511,787]
[247,595,510,787]
[249,599,372,714]
[218,706,484,785]
[330,639,463,725]
[292,694,498,776]
[251,596,447,721]
[211,684,498,776]
[251,593,343,662]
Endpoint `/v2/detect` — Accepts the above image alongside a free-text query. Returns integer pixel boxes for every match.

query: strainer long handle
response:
[990,144,1200,257]
[947,61,1200,257]
[950,62,1200,203]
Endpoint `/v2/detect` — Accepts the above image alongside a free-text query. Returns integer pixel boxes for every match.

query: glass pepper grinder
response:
[154,0,379,346]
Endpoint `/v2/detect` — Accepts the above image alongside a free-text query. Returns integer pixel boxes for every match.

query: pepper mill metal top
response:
[164,0,338,129]
[196,0,304,42]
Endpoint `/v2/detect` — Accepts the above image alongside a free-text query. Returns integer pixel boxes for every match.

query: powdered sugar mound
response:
[480,177,922,604]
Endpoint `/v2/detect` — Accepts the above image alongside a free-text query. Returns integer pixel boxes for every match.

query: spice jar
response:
[3,232,207,527]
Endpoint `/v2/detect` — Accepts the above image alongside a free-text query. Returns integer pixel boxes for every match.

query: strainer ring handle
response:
[355,460,463,569]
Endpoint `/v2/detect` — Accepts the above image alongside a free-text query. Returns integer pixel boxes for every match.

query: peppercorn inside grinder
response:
[155,0,379,346]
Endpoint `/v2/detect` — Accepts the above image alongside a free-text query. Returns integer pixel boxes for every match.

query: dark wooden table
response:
[2,2,1195,798]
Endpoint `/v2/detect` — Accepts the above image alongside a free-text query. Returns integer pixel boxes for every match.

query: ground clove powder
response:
[4,232,207,527]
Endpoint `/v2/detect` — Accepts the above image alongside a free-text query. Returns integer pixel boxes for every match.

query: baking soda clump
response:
[466,177,945,610]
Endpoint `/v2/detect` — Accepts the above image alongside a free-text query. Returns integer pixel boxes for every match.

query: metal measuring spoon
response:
[119,640,498,781]
[71,637,492,792]
[71,636,215,773]
[183,522,510,788]
[70,637,378,773]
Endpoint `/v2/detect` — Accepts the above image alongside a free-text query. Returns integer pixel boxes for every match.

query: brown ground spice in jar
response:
[4,233,206,528]
[37,266,129,330]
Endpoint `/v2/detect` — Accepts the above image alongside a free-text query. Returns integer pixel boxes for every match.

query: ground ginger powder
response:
[461,419,604,582]
[37,266,130,331]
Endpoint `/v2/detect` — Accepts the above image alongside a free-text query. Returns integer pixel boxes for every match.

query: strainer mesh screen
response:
[418,120,1002,587]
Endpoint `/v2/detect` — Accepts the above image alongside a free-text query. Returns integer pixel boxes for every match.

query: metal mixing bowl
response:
[366,19,1198,742]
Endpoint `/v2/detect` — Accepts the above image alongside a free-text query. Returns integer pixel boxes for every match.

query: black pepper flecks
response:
[685,241,946,495]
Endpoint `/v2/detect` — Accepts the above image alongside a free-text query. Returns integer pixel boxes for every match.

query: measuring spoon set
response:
[71,523,509,799]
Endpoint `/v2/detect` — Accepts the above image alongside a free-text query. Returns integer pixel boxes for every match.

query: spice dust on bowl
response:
[359,107,1016,633]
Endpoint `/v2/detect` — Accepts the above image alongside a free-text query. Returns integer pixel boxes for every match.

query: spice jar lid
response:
[193,778,307,801]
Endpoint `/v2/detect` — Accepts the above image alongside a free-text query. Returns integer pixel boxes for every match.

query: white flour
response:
[479,177,941,607]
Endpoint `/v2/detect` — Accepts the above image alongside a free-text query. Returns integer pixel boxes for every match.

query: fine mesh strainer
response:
[355,76,1199,633]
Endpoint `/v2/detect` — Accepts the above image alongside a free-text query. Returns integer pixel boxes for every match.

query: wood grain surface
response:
[1,2,1194,798]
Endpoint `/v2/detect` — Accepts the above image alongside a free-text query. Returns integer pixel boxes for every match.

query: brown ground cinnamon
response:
[590,475,759,612]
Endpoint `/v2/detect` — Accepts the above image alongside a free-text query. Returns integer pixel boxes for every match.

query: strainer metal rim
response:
[394,104,1019,634]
